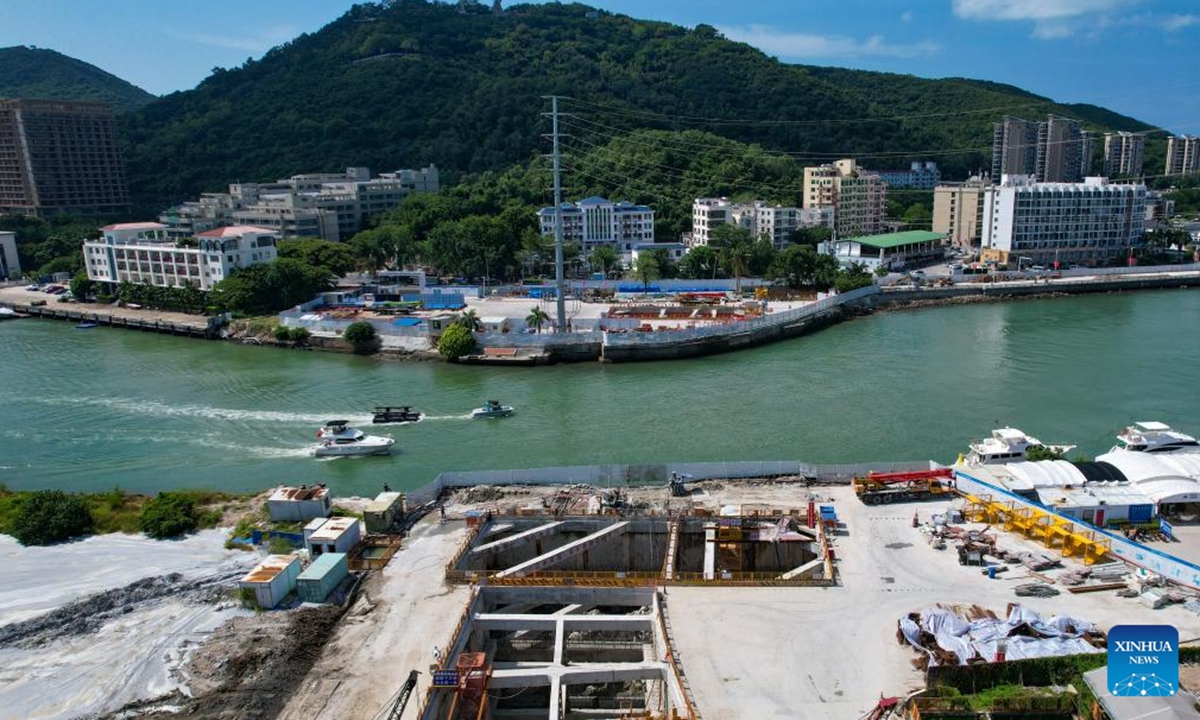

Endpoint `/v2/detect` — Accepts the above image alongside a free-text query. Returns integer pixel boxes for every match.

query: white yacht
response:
[311,420,395,457]
[471,400,514,419]
[963,427,1075,466]
[1110,421,1200,454]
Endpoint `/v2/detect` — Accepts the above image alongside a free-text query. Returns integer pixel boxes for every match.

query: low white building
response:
[537,196,655,255]
[831,230,945,270]
[875,161,942,190]
[630,242,688,266]
[690,198,832,249]
[239,554,301,609]
[83,222,278,290]
[305,516,362,556]
[267,484,332,523]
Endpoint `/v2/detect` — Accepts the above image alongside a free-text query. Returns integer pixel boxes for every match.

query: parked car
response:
[24,284,39,291]
[911,269,926,276]
[1029,265,1046,272]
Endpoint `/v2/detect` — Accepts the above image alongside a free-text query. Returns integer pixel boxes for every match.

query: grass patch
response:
[331,505,362,519]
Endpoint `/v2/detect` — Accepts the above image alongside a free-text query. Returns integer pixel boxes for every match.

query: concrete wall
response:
[954,468,1200,591]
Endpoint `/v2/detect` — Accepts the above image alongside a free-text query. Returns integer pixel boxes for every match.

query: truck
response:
[852,468,955,505]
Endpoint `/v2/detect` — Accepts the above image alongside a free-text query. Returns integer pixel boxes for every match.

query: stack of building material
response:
[897,604,1105,668]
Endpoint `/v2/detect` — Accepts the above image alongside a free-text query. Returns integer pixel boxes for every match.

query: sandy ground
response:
[0,531,259,720]
[278,515,471,720]
[462,294,819,331]
[0,286,208,329]
[666,485,1200,720]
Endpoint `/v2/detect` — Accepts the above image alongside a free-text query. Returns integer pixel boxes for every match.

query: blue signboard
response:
[1161,518,1174,540]
[432,669,459,687]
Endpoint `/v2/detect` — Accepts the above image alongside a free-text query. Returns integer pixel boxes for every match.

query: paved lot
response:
[668,486,1200,720]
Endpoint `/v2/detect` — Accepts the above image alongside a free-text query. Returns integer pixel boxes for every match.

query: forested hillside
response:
[122,0,1156,209]
[0,46,155,112]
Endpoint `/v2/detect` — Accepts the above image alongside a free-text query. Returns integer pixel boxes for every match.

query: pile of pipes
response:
[897,604,1107,669]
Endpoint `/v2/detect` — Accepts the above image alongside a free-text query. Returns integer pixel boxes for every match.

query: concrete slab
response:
[470,521,565,557]
[496,521,629,577]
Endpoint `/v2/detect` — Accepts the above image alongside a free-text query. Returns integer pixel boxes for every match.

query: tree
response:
[69,271,94,300]
[344,320,379,355]
[140,492,198,539]
[770,244,818,289]
[813,254,842,291]
[437,323,476,359]
[456,308,480,331]
[276,238,357,277]
[589,245,619,278]
[678,245,721,279]
[749,235,777,277]
[632,254,661,294]
[1026,445,1065,462]
[791,225,832,247]
[526,306,551,333]
[645,248,677,279]
[833,262,874,293]
[211,258,333,316]
[10,490,93,546]
[721,241,752,294]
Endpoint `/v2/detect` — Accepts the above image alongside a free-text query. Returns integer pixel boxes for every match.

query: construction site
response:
[11,466,1200,720]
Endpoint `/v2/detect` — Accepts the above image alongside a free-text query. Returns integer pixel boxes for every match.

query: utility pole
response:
[549,95,567,333]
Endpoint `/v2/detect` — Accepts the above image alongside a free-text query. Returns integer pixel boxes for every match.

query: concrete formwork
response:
[417,586,692,720]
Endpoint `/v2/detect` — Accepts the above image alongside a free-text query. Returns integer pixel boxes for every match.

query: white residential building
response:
[83,222,278,290]
[537,196,655,255]
[1165,135,1199,177]
[630,242,688,266]
[159,165,439,242]
[689,198,832,248]
[802,159,886,240]
[981,175,1147,267]
[875,161,942,190]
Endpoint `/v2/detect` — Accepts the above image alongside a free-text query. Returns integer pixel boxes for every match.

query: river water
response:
[2,289,1197,497]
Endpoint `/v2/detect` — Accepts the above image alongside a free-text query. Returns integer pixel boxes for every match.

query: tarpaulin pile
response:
[897,603,1106,668]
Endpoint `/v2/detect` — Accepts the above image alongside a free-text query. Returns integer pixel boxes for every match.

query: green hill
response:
[123,0,1160,209]
[0,46,155,112]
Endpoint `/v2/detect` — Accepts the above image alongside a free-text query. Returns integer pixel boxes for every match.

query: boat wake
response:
[421,414,474,421]
[37,395,369,426]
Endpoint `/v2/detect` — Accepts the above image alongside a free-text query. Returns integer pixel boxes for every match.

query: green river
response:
[2,289,1197,497]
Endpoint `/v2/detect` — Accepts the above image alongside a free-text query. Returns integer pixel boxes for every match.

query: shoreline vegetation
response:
[0,484,369,548]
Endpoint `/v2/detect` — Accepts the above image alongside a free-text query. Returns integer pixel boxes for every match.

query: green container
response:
[296,552,349,603]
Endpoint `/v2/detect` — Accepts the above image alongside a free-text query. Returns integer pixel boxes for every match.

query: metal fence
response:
[602,284,880,346]
[472,331,602,348]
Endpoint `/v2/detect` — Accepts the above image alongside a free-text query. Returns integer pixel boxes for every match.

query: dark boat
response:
[75,321,99,329]
[372,405,423,424]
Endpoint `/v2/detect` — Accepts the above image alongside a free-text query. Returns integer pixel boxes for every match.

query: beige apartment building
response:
[932,179,993,249]
[802,159,885,239]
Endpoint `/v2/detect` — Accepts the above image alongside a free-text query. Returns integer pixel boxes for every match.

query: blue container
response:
[987,566,997,579]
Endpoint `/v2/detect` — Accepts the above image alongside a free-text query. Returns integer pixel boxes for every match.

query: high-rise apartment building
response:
[0,230,20,278]
[1165,135,1200,176]
[0,99,129,216]
[981,175,1146,267]
[1103,132,1145,178]
[991,114,1091,184]
[932,178,993,249]
[802,159,886,239]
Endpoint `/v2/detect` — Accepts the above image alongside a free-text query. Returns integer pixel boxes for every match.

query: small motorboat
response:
[372,405,423,424]
[75,321,99,329]
[311,420,395,457]
[471,400,514,419]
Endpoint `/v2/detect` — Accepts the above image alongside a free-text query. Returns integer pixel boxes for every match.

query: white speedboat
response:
[311,420,395,457]
[1110,421,1200,454]
[962,427,1074,466]
[471,400,514,419]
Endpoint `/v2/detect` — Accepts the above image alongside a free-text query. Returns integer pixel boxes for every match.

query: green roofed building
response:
[831,230,946,271]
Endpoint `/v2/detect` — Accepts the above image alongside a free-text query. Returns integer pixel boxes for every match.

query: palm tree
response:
[526,306,551,334]
[456,308,480,331]
[722,241,752,294]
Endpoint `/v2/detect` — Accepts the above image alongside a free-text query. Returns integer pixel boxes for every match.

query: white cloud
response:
[1162,14,1199,31]
[718,25,940,59]
[901,10,914,23]
[951,0,1141,22]
[169,24,297,53]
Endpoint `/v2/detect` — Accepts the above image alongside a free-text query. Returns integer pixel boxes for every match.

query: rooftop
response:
[196,225,277,238]
[841,230,945,249]
[297,552,347,580]
[309,516,359,542]
[240,554,299,584]
[269,485,329,503]
[366,491,404,513]
[101,222,166,232]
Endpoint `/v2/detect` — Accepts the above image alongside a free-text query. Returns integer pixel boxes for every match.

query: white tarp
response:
[903,605,1102,666]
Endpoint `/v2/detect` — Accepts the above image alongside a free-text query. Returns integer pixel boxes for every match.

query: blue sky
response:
[2,0,1197,132]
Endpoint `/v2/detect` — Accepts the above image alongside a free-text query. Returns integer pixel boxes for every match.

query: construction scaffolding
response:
[961,493,1111,565]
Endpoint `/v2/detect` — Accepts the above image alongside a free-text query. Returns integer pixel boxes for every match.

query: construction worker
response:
[439,503,446,522]
[912,511,920,528]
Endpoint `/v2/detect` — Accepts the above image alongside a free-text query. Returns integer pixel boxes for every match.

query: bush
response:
[438,323,477,359]
[289,326,311,344]
[273,325,294,342]
[344,320,379,355]
[140,492,198,539]
[10,490,94,546]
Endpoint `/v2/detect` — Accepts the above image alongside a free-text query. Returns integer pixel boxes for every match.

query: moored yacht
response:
[1110,421,1200,454]
[963,427,1075,466]
[311,420,395,457]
